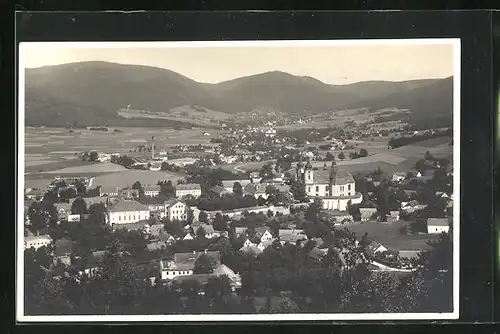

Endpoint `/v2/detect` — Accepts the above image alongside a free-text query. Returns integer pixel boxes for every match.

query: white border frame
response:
[17,38,461,322]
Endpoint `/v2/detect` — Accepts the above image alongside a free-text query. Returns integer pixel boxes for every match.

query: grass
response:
[24,158,95,173]
[92,169,185,190]
[342,221,440,251]
[40,162,128,174]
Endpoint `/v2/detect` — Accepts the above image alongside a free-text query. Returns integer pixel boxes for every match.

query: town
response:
[24,117,454,315]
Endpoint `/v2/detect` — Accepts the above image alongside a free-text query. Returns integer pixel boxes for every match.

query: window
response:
[308,187,311,192]
[316,186,319,192]
[340,186,344,191]
[348,184,351,191]
[133,215,136,220]
[119,216,121,221]
[326,186,329,192]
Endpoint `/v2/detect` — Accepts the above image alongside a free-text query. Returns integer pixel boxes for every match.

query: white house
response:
[183,233,194,241]
[107,199,150,226]
[143,185,161,197]
[427,218,450,234]
[254,227,274,243]
[24,234,52,250]
[257,240,274,251]
[366,241,388,257]
[359,207,377,221]
[392,172,406,182]
[164,199,188,221]
[175,183,202,198]
[159,250,221,280]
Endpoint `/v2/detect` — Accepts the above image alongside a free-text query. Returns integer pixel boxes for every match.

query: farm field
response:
[93,169,185,190]
[25,157,94,173]
[40,162,128,174]
[24,127,223,165]
[342,221,440,251]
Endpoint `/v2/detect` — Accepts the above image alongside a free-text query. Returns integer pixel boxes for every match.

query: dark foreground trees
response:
[24,227,453,315]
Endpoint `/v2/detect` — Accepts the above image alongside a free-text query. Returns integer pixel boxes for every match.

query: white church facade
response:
[292,161,363,211]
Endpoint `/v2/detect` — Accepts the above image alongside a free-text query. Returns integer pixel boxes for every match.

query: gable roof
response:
[213,264,238,279]
[176,183,201,191]
[427,218,449,227]
[165,199,185,209]
[109,199,148,212]
[164,251,221,271]
[278,229,304,237]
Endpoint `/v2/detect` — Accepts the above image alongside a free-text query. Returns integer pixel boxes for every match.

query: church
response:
[289,160,363,211]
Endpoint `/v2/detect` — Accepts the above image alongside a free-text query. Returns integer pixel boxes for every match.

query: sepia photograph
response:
[17,39,460,322]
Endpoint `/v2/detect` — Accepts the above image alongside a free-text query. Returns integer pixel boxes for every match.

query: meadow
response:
[343,221,440,251]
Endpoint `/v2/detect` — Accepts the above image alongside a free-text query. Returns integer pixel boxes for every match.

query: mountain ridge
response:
[24,61,453,128]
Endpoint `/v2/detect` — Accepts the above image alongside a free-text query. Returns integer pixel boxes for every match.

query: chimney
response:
[193,250,196,255]
[204,249,208,254]
[36,230,39,236]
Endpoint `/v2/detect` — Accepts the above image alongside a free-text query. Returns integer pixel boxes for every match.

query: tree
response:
[415,159,427,174]
[375,185,390,219]
[233,182,243,196]
[74,181,87,195]
[59,187,77,201]
[88,203,107,224]
[161,180,175,198]
[71,197,88,215]
[199,211,208,223]
[132,181,143,192]
[359,148,368,157]
[205,275,232,299]
[196,226,207,239]
[290,179,308,203]
[325,152,335,161]
[425,151,434,161]
[193,254,216,274]
[305,198,323,222]
[338,152,345,160]
[88,151,99,162]
[213,213,227,231]
[270,297,300,313]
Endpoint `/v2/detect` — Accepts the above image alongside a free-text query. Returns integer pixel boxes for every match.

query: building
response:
[253,227,274,243]
[289,160,362,211]
[392,172,407,182]
[243,183,268,199]
[427,218,450,234]
[107,199,150,226]
[69,196,108,209]
[210,185,229,197]
[401,200,427,213]
[175,183,202,198]
[387,211,400,223]
[143,185,161,197]
[24,234,52,250]
[359,207,377,221]
[118,187,140,199]
[279,229,308,245]
[366,241,388,257]
[222,180,252,193]
[249,172,262,184]
[54,203,72,221]
[159,250,221,280]
[25,188,45,201]
[164,199,188,221]
[195,224,220,239]
[53,237,74,266]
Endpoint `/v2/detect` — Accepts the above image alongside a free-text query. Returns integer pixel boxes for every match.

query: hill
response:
[341,77,454,129]
[24,61,453,127]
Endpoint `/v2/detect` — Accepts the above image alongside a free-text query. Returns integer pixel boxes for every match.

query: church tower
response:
[296,161,305,182]
[304,160,314,183]
[328,160,338,196]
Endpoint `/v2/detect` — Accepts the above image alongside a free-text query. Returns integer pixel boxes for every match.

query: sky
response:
[20,41,456,84]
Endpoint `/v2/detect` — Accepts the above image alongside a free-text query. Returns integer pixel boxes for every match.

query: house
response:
[365,241,388,257]
[112,220,150,233]
[210,185,229,197]
[359,207,377,221]
[196,224,220,239]
[24,234,52,250]
[53,237,74,266]
[183,233,194,241]
[398,250,421,259]
[175,183,202,198]
[150,224,165,237]
[249,172,262,184]
[147,240,167,251]
[159,250,221,280]
[427,218,449,234]
[257,239,274,252]
[107,199,150,226]
[54,203,72,221]
[401,200,427,213]
[243,183,268,199]
[222,180,252,193]
[164,199,188,221]
[239,245,263,256]
[143,185,161,197]
[25,188,46,201]
[240,238,255,248]
[309,247,328,261]
[392,172,406,182]
[386,211,400,223]
[213,264,242,290]
[253,227,274,243]
[118,187,140,199]
[280,233,308,246]
[69,196,108,209]
[234,227,248,237]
